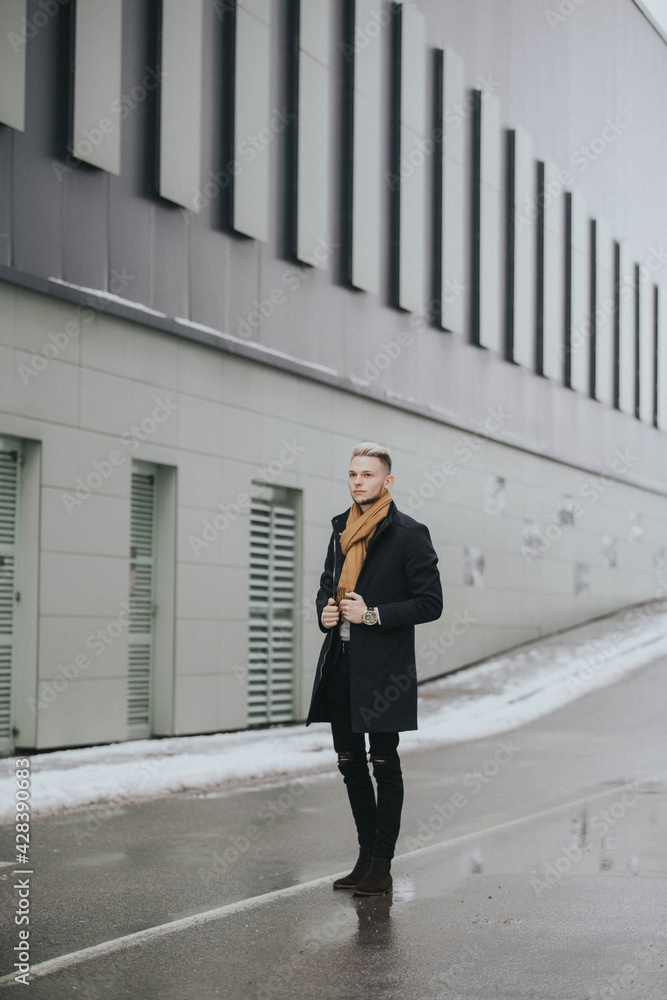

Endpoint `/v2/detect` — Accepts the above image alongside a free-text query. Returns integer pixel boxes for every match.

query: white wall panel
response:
[542,160,565,382]
[351,0,382,295]
[638,268,655,424]
[296,0,330,267]
[0,0,27,131]
[478,91,503,351]
[568,190,590,394]
[594,218,615,406]
[510,126,535,369]
[617,240,636,416]
[233,0,272,240]
[72,0,123,174]
[159,0,204,211]
[441,47,465,334]
[397,0,426,314]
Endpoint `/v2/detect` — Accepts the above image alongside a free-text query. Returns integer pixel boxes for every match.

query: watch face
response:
[363,608,378,624]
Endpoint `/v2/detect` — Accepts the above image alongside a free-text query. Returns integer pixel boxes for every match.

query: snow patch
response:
[174,317,339,376]
[1,601,666,822]
[48,278,167,318]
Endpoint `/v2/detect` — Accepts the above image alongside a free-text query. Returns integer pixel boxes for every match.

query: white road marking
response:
[1,771,664,986]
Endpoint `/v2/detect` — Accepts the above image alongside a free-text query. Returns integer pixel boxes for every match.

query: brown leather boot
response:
[332,847,374,890]
[352,855,393,896]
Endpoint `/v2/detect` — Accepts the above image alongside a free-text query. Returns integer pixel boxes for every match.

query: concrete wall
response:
[1,280,665,749]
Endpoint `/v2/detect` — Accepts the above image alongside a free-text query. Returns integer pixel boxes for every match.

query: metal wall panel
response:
[296,0,330,267]
[233,0,272,241]
[568,189,590,394]
[638,266,655,424]
[351,0,382,294]
[0,0,27,131]
[128,463,157,740]
[657,287,667,430]
[248,499,297,725]
[397,0,426,314]
[0,441,21,754]
[617,240,636,415]
[509,126,535,368]
[72,0,123,175]
[441,47,465,334]
[159,0,204,211]
[594,218,615,406]
[478,90,502,351]
[542,160,565,382]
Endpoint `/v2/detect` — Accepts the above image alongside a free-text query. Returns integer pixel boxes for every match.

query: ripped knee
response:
[337,750,364,774]
[370,751,401,774]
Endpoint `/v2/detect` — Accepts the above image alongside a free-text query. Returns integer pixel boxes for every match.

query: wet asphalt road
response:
[1,655,666,999]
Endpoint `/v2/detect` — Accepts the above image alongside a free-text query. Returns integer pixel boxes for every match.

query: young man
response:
[306,442,443,896]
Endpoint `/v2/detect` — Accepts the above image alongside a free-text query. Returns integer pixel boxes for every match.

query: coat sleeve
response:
[375,523,443,630]
[315,530,336,633]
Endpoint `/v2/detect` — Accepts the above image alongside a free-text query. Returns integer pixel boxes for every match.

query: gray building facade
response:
[0,0,666,752]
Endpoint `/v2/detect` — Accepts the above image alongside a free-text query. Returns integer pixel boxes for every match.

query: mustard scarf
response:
[336,490,392,607]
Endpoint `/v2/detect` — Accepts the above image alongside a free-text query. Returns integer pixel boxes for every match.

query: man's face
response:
[347,455,394,509]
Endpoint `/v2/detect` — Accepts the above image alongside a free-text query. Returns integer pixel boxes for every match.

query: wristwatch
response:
[362,606,379,625]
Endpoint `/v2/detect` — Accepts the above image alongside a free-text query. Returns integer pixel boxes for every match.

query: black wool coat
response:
[305,500,443,733]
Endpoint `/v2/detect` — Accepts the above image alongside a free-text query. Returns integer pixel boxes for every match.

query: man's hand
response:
[340,592,368,624]
[322,598,340,629]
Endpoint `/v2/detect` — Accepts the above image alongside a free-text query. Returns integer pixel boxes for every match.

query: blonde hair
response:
[351,442,392,475]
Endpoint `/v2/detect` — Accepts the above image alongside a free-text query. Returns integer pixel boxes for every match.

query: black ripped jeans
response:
[324,647,404,860]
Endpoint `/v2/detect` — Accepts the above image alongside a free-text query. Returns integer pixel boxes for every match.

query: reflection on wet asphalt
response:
[1,657,666,999]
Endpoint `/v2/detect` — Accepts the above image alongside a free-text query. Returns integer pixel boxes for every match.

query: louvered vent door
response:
[129,466,156,739]
[0,442,20,754]
[248,500,296,725]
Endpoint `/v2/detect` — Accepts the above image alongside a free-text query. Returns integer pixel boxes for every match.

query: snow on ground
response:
[1,600,666,823]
